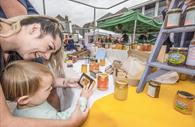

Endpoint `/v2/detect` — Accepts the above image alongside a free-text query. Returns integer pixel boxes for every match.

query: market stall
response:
[97,10,162,42]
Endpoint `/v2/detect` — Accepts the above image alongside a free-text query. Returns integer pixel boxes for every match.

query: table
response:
[82,81,195,127]
[63,59,195,127]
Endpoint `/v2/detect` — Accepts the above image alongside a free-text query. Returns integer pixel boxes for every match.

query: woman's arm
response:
[0,86,88,127]
[0,0,27,18]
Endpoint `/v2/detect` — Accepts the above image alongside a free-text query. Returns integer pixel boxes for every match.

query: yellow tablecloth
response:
[82,81,195,127]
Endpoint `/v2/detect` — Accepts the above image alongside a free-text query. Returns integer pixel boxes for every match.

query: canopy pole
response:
[133,20,137,43]
[93,8,96,43]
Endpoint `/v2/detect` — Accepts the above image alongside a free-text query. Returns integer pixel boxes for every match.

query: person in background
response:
[1,61,94,120]
[122,32,129,44]
[66,35,76,51]
[0,15,89,127]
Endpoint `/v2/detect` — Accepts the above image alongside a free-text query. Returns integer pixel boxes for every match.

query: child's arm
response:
[56,83,95,119]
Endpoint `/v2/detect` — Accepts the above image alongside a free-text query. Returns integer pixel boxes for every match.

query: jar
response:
[179,73,188,81]
[97,73,108,90]
[99,59,106,66]
[143,43,152,51]
[147,81,161,98]
[114,79,128,101]
[174,91,194,115]
[81,64,87,73]
[95,62,99,71]
[184,6,195,26]
[165,9,182,28]
[130,43,137,49]
[89,62,96,72]
[167,47,188,66]
[186,38,195,69]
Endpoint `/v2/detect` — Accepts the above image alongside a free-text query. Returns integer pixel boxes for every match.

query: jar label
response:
[186,46,195,66]
[168,53,186,65]
[147,85,156,97]
[175,100,188,111]
[184,11,195,25]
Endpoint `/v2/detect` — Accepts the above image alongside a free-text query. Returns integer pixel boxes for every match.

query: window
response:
[133,7,142,13]
[158,0,166,15]
[145,3,155,17]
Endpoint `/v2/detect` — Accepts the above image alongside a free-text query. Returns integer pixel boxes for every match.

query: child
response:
[1,60,94,119]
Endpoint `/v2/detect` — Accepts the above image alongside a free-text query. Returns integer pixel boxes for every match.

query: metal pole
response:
[133,20,137,43]
[93,8,96,43]
[43,0,46,15]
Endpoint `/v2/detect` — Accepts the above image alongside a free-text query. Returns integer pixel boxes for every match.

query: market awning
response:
[97,10,162,34]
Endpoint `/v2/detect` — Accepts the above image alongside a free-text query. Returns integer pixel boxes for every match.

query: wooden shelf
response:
[149,62,195,76]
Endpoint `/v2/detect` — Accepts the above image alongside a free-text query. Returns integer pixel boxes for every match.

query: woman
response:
[0,15,88,127]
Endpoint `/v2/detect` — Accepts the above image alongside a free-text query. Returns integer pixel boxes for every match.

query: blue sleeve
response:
[18,0,39,15]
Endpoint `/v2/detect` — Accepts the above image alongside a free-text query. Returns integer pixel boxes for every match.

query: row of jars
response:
[165,6,195,28]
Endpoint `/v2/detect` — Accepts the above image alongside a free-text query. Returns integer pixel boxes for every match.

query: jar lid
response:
[177,91,194,100]
[116,80,128,85]
[149,81,161,86]
[170,47,188,50]
[186,5,195,11]
[167,8,182,14]
[99,73,108,78]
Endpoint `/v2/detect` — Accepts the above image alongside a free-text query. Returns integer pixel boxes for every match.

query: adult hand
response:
[69,102,89,127]
[185,0,195,7]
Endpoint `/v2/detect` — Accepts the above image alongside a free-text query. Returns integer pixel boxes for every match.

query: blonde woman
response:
[1,60,94,120]
[0,15,88,127]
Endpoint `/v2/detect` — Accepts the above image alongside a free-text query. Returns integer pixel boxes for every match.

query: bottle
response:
[186,33,195,69]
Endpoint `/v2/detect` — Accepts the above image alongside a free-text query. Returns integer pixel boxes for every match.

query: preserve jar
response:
[165,9,182,28]
[114,79,128,101]
[97,73,108,90]
[147,81,161,98]
[174,91,194,115]
[184,6,195,26]
[81,64,87,73]
[167,47,188,66]
[186,38,195,69]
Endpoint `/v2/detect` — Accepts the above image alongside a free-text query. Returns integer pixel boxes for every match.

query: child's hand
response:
[53,77,79,88]
[80,82,95,99]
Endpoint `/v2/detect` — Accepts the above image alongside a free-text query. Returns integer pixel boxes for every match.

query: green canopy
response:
[97,10,162,34]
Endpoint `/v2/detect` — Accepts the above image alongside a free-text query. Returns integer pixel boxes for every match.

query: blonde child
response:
[1,60,94,119]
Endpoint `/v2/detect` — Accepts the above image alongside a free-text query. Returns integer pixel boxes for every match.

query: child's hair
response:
[1,60,54,101]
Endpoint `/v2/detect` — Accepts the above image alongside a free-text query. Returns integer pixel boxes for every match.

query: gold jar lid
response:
[177,91,194,100]
[170,47,188,51]
[116,80,128,85]
[167,8,182,14]
[99,73,108,78]
[186,5,195,11]
[149,81,161,87]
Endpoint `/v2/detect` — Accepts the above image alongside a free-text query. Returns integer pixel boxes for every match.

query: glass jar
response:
[97,73,108,90]
[89,62,95,72]
[167,47,188,66]
[179,73,188,81]
[99,59,106,66]
[186,38,195,69]
[81,64,87,73]
[147,81,161,98]
[184,6,195,26]
[165,9,182,28]
[174,91,194,115]
[114,79,128,101]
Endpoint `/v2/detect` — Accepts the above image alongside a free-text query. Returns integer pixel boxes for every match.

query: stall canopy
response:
[97,10,162,34]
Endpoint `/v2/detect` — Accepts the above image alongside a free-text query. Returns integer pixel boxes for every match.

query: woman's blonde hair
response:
[1,60,54,101]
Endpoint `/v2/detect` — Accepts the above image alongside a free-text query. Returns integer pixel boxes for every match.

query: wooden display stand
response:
[136,0,195,93]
